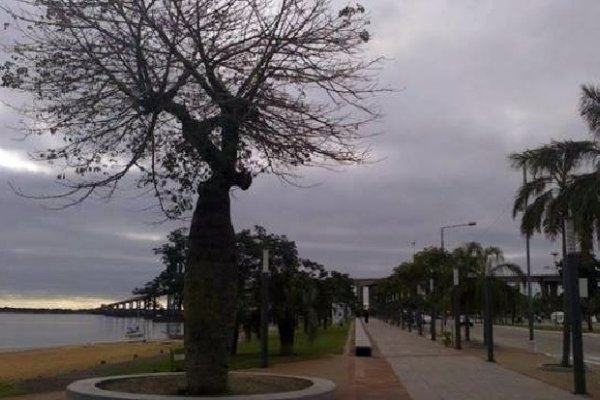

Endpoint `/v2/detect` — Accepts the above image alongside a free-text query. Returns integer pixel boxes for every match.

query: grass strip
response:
[0,380,24,398]
[112,323,350,375]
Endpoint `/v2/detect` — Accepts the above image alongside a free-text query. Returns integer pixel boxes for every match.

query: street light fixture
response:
[440,221,477,350]
[440,222,476,251]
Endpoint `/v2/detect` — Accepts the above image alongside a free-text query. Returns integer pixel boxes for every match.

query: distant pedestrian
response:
[363,308,369,323]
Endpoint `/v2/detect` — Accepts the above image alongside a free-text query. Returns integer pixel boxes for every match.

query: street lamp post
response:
[430,278,436,341]
[417,285,423,336]
[484,257,494,362]
[564,219,586,394]
[260,248,269,368]
[441,222,476,351]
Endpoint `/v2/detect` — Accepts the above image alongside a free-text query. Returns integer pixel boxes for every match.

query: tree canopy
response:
[141,225,357,355]
[2,0,381,215]
[371,243,524,324]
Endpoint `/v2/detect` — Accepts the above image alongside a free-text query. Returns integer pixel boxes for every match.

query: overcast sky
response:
[1,0,599,308]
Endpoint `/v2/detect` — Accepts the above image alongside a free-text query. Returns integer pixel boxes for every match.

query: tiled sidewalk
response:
[346,334,412,400]
[261,320,411,399]
[364,319,582,400]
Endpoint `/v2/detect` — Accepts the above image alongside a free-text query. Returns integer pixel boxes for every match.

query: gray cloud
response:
[1,0,599,305]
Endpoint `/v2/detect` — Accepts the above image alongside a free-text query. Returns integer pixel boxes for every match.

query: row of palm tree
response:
[371,242,524,340]
[508,85,600,367]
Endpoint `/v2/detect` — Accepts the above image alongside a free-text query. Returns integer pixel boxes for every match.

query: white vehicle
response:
[551,311,564,325]
[422,315,432,324]
[459,315,474,326]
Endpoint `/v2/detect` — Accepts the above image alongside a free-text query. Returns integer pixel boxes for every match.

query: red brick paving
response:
[346,347,412,400]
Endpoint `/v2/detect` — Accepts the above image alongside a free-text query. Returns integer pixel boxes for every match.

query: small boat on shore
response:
[125,326,144,339]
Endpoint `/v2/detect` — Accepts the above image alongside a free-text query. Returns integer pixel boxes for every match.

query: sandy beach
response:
[0,340,179,382]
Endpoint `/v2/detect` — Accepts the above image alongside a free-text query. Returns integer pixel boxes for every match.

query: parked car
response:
[422,315,432,324]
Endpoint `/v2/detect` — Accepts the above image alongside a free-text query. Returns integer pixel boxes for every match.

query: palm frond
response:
[520,190,553,236]
[542,194,565,238]
[491,262,524,280]
[510,140,598,178]
[512,176,553,217]
[580,84,600,137]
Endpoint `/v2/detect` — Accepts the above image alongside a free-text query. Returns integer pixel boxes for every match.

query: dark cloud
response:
[1,0,600,305]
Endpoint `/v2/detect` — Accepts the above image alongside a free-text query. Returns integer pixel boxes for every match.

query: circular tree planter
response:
[66,372,335,400]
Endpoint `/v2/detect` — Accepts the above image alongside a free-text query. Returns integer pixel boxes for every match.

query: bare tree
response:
[2,0,382,394]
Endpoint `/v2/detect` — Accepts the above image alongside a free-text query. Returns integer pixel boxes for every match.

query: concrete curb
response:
[66,372,335,400]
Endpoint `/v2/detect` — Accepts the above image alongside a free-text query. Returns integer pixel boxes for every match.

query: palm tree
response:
[412,247,452,337]
[509,140,599,366]
[580,84,600,137]
[392,261,425,332]
[452,242,523,341]
[565,171,600,255]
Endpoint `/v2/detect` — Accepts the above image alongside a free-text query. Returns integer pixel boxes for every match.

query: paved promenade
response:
[364,319,582,400]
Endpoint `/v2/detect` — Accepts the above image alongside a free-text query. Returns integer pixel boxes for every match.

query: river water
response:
[0,312,182,351]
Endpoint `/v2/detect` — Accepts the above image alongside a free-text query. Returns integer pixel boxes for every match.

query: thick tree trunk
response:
[230,314,240,356]
[184,177,237,395]
[278,313,296,356]
[243,322,252,342]
[441,311,446,333]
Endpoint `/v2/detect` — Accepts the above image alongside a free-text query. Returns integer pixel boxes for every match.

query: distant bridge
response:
[98,292,182,321]
[353,278,382,310]
[495,273,561,297]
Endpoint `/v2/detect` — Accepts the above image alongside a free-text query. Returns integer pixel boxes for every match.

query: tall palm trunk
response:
[184,176,237,394]
[230,314,240,356]
[560,219,572,367]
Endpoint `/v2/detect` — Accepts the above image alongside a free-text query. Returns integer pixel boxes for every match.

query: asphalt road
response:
[468,323,600,366]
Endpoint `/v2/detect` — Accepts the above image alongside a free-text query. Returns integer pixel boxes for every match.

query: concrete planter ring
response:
[66,372,336,400]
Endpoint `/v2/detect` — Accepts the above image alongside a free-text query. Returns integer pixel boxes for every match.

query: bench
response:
[354,318,372,357]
